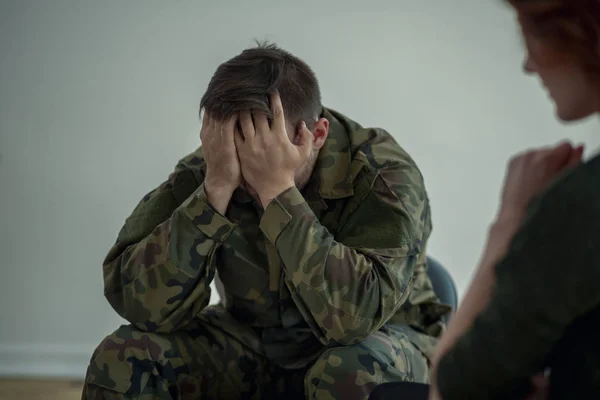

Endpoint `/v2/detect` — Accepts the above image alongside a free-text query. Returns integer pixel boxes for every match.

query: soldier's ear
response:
[310,118,329,150]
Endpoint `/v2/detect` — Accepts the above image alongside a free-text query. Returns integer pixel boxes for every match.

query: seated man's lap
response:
[306,325,431,400]
[83,305,283,399]
[84,307,430,400]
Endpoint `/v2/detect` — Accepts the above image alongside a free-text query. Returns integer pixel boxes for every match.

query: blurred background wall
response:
[2,0,599,378]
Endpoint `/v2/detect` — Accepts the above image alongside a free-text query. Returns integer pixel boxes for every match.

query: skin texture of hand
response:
[234,92,314,207]
[200,113,241,214]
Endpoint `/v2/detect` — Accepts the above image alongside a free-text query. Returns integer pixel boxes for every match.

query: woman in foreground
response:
[428,1,600,399]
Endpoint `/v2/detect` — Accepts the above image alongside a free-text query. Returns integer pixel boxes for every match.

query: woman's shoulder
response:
[584,152,600,180]
[505,152,600,268]
[532,153,600,214]
[494,151,600,327]
[495,152,600,275]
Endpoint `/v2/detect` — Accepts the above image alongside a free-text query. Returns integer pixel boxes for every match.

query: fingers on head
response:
[252,110,270,131]
[240,111,255,138]
[208,112,217,129]
[299,121,312,143]
[221,114,237,135]
[200,111,210,140]
[233,125,244,148]
[270,92,285,126]
[233,115,244,139]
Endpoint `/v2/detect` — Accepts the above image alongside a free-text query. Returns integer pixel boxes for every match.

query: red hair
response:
[507,0,600,72]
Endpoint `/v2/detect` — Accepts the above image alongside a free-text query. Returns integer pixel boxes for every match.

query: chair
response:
[426,256,458,320]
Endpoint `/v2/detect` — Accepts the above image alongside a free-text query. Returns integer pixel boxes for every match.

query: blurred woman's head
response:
[508,0,600,121]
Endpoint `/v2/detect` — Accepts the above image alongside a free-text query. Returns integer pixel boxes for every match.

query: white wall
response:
[1,0,599,378]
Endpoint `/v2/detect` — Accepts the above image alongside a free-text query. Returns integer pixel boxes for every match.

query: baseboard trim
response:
[0,343,94,379]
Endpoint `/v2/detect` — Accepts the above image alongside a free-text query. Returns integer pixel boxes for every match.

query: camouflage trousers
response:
[83,306,431,400]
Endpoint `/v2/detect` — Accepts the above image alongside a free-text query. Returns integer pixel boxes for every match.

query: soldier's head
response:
[200,42,329,190]
[507,0,600,122]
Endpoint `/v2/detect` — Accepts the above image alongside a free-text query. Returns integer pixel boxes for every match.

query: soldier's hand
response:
[234,92,313,207]
[497,141,583,224]
[201,113,241,213]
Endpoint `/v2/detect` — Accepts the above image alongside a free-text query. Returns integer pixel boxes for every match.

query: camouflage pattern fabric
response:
[85,107,450,399]
[83,306,430,400]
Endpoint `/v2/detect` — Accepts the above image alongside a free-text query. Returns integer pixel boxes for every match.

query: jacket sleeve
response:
[103,156,236,333]
[259,160,430,345]
[436,163,600,400]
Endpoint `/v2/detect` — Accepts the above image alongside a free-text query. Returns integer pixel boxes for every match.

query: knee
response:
[84,325,168,396]
[305,344,382,400]
[305,331,429,399]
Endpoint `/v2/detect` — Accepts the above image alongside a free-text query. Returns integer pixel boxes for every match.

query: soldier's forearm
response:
[204,179,234,216]
[103,215,214,332]
[258,186,416,345]
[104,185,237,332]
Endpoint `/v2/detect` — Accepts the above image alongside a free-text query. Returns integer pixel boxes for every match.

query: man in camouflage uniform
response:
[83,43,450,400]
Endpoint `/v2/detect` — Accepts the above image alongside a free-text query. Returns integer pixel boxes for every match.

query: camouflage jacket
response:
[102,108,450,368]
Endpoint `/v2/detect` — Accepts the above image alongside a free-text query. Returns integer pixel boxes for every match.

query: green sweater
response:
[437,153,600,399]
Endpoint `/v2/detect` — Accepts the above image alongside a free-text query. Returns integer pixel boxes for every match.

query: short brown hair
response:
[507,0,600,74]
[200,42,322,129]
